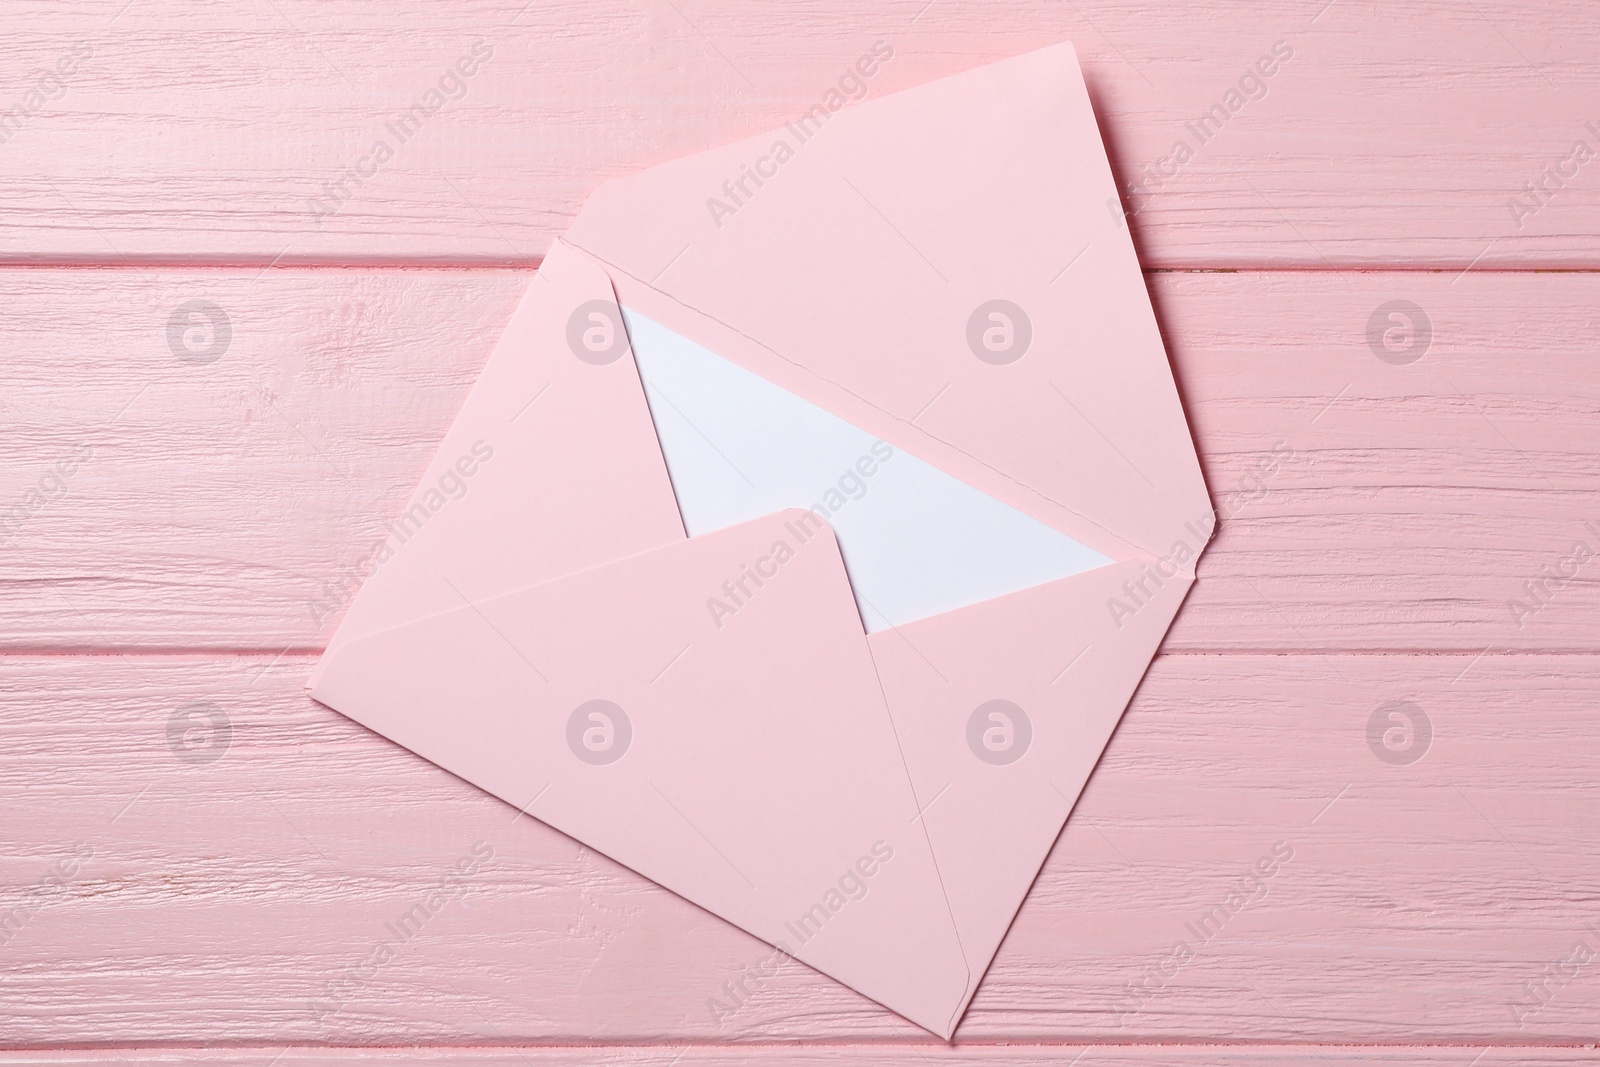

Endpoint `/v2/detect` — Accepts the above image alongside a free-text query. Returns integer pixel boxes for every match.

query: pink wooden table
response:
[3,1,1598,1063]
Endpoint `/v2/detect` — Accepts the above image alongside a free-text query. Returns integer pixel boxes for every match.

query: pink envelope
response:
[310,40,1212,1039]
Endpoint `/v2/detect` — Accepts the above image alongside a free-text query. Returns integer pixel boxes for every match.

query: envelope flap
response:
[565,41,1211,562]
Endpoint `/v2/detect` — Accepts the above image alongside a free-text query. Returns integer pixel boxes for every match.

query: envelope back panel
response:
[314,511,972,1036]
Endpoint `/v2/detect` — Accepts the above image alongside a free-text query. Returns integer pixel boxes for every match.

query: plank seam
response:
[3,648,1596,659]
[2,1041,1598,1052]
[0,261,1597,274]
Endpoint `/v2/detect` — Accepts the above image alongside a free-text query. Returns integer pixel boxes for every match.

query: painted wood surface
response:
[8,1051,1600,1067]
[5,1052,1600,1067]
[0,0,1597,268]
[3,0,1598,1061]
[2,269,1596,653]
[3,652,1597,1046]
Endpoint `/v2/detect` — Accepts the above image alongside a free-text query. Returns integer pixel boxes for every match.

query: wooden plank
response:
[1164,269,1600,654]
[2,651,1595,1045]
[0,1049,1595,1066]
[2,268,1596,652]
[0,0,1596,267]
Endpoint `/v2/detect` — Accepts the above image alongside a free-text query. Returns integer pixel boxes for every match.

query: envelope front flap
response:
[311,509,970,1037]
[565,40,1211,563]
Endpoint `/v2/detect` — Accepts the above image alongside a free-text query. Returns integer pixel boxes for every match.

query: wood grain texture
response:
[5,0,1599,1056]
[2,268,1595,653]
[3,1051,1599,1067]
[3,651,1596,1046]
[1,0,1597,267]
